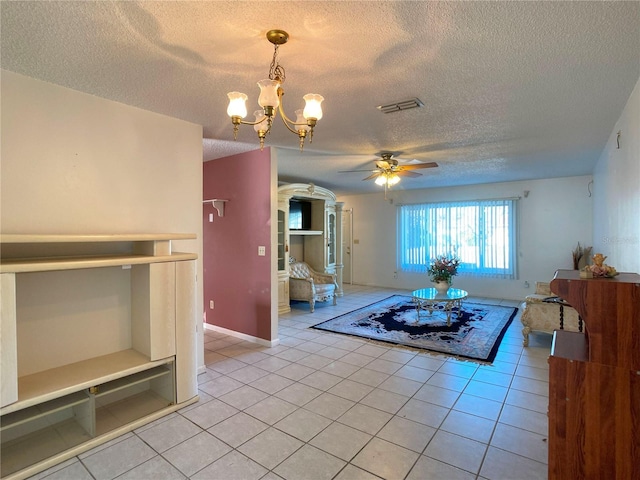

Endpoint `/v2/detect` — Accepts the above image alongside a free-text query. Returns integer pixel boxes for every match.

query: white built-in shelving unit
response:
[277,184,344,313]
[0,234,198,479]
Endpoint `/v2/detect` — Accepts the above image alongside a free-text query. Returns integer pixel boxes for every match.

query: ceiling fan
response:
[340,153,438,194]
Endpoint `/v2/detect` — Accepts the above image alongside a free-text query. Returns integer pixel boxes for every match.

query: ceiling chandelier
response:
[226,29,324,151]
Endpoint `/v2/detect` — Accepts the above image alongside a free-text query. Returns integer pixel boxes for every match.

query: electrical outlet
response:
[209,300,214,309]
[524,281,530,288]
[258,246,266,256]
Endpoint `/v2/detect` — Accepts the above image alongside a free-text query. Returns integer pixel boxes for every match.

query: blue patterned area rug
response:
[312,295,517,363]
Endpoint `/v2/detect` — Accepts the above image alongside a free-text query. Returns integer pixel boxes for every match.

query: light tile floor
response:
[30,285,551,479]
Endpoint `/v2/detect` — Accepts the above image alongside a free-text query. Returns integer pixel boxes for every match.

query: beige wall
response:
[1,70,205,370]
[338,175,594,301]
[593,75,640,274]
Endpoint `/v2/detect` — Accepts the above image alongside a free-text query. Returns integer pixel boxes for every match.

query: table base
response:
[412,298,464,327]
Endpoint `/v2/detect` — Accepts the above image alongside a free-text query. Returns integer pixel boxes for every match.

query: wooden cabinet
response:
[548,270,640,479]
[0,234,198,479]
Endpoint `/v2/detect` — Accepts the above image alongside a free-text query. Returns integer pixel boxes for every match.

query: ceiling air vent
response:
[376,98,424,114]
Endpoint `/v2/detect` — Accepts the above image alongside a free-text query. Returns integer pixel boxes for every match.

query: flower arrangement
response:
[427,255,461,284]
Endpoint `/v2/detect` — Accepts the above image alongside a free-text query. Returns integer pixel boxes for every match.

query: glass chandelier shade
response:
[295,109,310,132]
[253,110,269,133]
[227,92,248,118]
[257,79,281,108]
[303,94,324,120]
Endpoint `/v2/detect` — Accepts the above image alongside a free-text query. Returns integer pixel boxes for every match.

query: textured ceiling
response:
[2,1,639,195]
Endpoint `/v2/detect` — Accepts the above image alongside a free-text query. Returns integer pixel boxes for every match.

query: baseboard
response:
[203,323,280,348]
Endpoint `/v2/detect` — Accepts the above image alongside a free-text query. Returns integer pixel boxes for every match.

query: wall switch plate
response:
[209,300,214,309]
[209,213,214,222]
[258,246,266,256]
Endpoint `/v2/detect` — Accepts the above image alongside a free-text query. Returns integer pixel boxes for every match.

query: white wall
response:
[339,175,593,301]
[593,76,640,274]
[1,70,205,371]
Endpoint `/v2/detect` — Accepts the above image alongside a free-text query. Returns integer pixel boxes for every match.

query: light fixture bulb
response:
[227,92,248,118]
[375,175,387,186]
[257,79,280,108]
[303,94,324,120]
[389,174,401,186]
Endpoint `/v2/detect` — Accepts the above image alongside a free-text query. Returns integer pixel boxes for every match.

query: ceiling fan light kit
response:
[339,152,438,195]
[375,173,401,186]
[226,29,324,151]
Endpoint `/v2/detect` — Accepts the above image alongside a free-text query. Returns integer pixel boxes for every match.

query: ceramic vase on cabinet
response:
[433,280,450,294]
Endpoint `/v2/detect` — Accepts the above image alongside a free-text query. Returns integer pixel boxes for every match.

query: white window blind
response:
[398,199,517,278]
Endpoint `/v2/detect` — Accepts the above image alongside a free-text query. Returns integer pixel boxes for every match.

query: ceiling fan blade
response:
[396,170,422,178]
[398,162,439,170]
[362,172,381,181]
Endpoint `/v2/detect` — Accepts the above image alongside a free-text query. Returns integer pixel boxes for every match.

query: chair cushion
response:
[315,283,335,296]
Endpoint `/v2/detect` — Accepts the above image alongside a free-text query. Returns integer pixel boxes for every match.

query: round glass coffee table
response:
[411,288,468,326]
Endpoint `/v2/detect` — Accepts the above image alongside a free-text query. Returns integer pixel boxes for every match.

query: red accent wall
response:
[202,148,273,340]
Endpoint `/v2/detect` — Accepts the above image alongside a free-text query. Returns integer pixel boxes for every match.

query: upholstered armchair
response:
[520,282,582,346]
[289,261,338,312]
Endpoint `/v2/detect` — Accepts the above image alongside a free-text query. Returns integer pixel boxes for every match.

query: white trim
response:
[277,183,337,201]
[203,323,280,348]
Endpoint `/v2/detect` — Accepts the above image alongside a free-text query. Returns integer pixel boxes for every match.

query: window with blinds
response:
[398,199,517,278]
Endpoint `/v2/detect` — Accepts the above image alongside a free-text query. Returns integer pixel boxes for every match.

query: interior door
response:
[341,208,352,284]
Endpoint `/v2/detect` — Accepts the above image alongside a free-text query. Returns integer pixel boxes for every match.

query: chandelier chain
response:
[269,44,286,83]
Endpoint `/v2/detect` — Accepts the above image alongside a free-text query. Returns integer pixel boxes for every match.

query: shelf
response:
[0,392,89,433]
[289,230,323,236]
[0,234,196,243]
[2,350,172,415]
[1,417,92,478]
[0,252,197,274]
[202,199,228,217]
[93,365,171,398]
[0,234,198,274]
[94,390,171,437]
[550,330,588,361]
